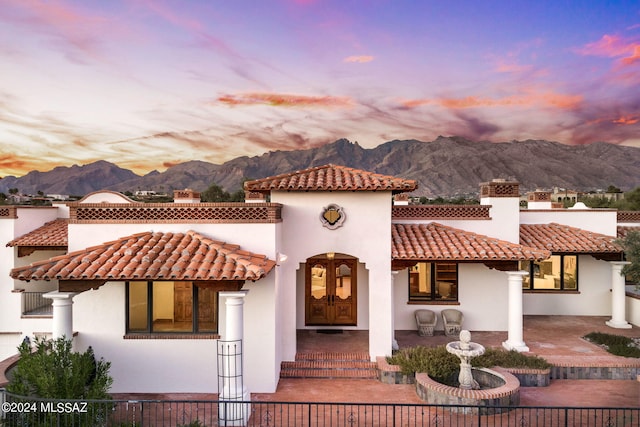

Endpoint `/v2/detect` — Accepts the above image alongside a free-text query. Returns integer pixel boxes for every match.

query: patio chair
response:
[414,309,437,336]
[441,309,464,336]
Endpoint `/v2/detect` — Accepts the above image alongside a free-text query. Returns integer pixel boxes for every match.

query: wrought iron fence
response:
[21,292,53,316]
[1,390,638,427]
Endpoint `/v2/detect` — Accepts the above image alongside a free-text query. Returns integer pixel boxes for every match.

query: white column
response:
[368,265,394,360]
[502,271,529,352]
[218,290,250,426]
[606,261,632,329]
[43,291,76,340]
[391,271,399,351]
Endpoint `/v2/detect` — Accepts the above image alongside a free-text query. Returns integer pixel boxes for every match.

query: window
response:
[126,281,218,333]
[408,262,458,302]
[520,255,578,291]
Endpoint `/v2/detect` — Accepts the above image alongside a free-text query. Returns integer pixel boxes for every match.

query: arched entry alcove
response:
[305,253,357,326]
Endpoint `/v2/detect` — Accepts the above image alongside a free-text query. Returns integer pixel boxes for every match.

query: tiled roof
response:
[520,223,623,253]
[10,231,275,282]
[7,219,68,247]
[618,226,640,239]
[392,223,550,261]
[244,164,417,193]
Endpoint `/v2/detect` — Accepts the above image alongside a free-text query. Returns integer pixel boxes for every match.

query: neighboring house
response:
[1,165,637,395]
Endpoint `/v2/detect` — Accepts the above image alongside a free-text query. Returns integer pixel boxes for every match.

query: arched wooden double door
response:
[305,254,357,326]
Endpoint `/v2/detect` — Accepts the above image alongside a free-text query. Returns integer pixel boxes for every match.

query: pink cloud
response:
[621,45,640,65]
[613,115,639,125]
[343,55,374,63]
[577,34,640,67]
[399,92,582,111]
[1,0,120,63]
[217,93,354,108]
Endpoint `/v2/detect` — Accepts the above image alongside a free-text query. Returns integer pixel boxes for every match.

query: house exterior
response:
[1,165,637,395]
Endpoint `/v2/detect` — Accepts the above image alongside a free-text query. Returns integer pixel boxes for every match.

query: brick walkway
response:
[276,315,640,407]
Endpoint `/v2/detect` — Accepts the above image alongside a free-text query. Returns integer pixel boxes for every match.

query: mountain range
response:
[1,137,639,197]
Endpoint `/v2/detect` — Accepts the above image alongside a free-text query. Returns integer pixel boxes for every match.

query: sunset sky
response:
[1,1,639,177]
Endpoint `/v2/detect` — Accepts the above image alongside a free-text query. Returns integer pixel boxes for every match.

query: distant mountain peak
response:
[1,138,638,197]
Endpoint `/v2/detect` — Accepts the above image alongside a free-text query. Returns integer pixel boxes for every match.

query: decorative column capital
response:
[610,261,631,271]
[220,290,249,306]
[506,270,529,278]
[43,291,76,304]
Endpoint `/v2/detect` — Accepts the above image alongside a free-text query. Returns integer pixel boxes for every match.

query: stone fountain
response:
[414,329,521,414]
[446,330,485,390]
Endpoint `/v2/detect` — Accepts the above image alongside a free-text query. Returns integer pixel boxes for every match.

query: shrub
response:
[387,345,551,384]
[8,336,113,399]
[474,348,551,370]
[5,336,114,427]
[387,345,459,383]
[584,332,640,358]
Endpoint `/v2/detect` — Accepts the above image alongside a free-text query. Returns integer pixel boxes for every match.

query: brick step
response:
[280,352,378,379]
[282,360,378,370]
[295,351,371,361]
[280,368,378,379]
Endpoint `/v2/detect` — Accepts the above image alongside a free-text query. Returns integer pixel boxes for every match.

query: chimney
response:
[480,179,520,244]
[393,193,410,206]
[526,189,552,209]
[244,190,266,203]
[173,189,201,203]
[480,179,520,198]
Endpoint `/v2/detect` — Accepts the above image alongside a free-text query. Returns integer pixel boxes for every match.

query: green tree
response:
[201,183,230,202]
[8,187,18,195]
[229,188,245,202]
[619,230,640,286]
[620,187,640,211]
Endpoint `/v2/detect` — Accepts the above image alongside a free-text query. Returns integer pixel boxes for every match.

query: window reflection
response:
[408,262,458,302]
[126,281,218,333]
[335,262,351,300]
[521,255,578,290]
[311,264,327,299]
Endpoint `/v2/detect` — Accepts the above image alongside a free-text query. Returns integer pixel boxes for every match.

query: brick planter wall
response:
[376,356,415,384]
[550,366,640,380]
[415,368,520,415]
[504,367,551,387]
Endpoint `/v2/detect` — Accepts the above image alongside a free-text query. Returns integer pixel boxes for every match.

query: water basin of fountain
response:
[416,330,521,414]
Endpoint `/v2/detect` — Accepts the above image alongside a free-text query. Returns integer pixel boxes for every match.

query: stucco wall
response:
[523,256,612,315]
[481,197,521,243]
[393,264,509,333]
[520,209,618,236]
[73,283,219,393]
[626,294,640,327]
[271,190,393,361]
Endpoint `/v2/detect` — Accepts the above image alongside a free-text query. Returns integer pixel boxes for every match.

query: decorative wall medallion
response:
[320,204,346,230]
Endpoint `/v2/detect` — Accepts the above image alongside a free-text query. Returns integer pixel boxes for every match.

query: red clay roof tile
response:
[520,223,623,253]
[10,230,275,282]
[244,164,417,193]
[6,219,68,247]
[392,223,550,261]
